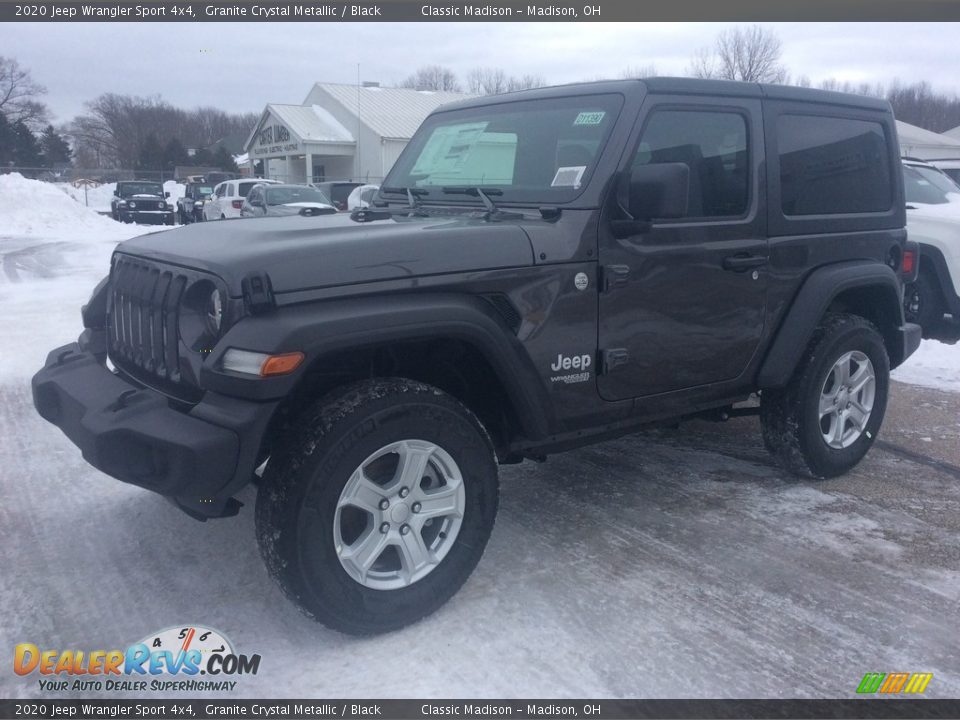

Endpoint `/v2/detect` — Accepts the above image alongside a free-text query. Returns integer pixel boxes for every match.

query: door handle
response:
[723,254,769,271]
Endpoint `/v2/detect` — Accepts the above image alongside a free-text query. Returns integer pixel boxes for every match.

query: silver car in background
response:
[240,184,338,218]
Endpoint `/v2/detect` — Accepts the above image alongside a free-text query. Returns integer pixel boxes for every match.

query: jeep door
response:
[597,95,768,400]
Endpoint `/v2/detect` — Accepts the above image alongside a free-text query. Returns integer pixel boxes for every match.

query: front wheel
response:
[256,378,499,635]
[760,313,890,479]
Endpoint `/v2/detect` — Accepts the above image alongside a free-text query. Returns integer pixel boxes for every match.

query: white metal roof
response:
[897,120,960,149]
[944,124,960,140]
[266,103,355,143]
[309,83,471,140]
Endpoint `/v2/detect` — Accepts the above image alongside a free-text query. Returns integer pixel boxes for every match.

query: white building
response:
[244,82,471,185]
[897,120,960,161]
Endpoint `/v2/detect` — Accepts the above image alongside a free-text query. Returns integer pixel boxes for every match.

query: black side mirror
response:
[622,162,689,221]
[165,191,171,198]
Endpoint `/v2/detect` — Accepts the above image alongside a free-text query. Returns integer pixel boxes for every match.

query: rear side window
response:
[778,115,892,216]
[238,181,258,197]
[632,110,749,218]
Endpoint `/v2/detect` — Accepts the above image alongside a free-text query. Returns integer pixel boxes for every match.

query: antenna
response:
[356,63,361,182]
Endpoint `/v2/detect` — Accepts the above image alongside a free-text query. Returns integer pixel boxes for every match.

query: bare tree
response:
[688,26,788,84]
[467,67,508,95]
[399,65,462,93]
[506,74,546,92]
[68,93,259,168]
[0,56,49,129]
[620,64,658,79]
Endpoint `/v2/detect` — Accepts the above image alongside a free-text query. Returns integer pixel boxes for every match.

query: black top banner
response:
[2,699,960,719]
[3,0,960,21]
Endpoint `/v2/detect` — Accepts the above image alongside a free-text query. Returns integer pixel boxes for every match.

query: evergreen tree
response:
[191,147,215,166]
[12,120,43,167]
[39,125,71,167]
[0,113,14,165]
[162,137,189,171]
[212,145,238,173]
[137,133,164,172]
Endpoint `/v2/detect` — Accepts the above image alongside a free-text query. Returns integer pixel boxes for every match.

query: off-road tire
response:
[760,313,890,479]
[255,378,499,635]
[904,270,944,337]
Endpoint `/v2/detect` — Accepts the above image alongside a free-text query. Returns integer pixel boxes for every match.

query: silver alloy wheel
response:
[333,439,465,590]
[818,350,876,450]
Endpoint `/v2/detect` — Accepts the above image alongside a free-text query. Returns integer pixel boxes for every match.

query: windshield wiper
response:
[442,186,523,220]
[381,186,429,211]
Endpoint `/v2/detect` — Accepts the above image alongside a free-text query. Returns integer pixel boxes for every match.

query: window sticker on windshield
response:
[411,122,489,179]
[574,111,605,126]
[551,166,586,188]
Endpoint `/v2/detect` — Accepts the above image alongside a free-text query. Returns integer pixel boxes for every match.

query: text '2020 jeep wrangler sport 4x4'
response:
[33,79,921,635]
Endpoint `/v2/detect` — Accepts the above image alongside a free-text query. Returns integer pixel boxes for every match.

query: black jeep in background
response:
[33,78,920,635]
[176,182,215,224]
[110,180,174,225]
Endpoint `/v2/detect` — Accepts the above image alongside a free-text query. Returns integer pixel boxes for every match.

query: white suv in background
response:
[931,159,960,186]
[901,157,960,339]
[203,178,281,220]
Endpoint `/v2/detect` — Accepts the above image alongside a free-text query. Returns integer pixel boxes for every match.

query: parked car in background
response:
[312,181,362,211]
[240,183,337,218]
[901,157,960,338]
[347,184,380,211]
[930,159,960,185]
[204,178,281,220]
[110,181,174,225]
[176,182,214,224]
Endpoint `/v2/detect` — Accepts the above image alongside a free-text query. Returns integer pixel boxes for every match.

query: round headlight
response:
[128,201,137,209]
[206,288,223,336]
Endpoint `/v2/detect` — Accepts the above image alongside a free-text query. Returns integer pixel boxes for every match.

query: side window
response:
[215,184,225,198]
[632,109,749,218]
[777,114,892,216]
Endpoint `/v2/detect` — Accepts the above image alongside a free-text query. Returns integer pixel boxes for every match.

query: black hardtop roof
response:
[439,77,892,114]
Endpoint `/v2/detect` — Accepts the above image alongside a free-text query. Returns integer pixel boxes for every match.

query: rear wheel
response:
[256,378,499,635]
[761,313,889,479]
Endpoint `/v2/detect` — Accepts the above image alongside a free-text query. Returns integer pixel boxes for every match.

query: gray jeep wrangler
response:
[33,79,920,634]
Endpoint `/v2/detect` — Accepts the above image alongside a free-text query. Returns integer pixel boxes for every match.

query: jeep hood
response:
[115,212,535,296]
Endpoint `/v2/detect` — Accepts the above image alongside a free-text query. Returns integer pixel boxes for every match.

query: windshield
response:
[384,93,624,204]
[120,182,163,197]
[265,186,330,206]
[903,165,960,205]
[195,186,213,196]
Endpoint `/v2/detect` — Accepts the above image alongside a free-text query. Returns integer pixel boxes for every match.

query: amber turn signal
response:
[260,352,306,377]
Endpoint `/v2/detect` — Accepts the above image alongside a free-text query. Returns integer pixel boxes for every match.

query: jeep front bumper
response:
[31,342,277,519]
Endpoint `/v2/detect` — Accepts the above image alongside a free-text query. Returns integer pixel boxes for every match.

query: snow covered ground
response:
[1,175,959,700]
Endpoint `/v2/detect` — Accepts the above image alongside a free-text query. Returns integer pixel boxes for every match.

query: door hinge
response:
[601,264,630,292]
[600,348,630,374]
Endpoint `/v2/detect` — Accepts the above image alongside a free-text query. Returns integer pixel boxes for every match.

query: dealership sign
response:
[253,121,300,156]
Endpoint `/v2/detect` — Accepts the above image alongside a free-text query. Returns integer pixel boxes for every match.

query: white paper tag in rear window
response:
[551,166,586,188]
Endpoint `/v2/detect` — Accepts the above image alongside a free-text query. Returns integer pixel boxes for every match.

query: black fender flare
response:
[200,292,553,441]
[915,242,960,316]
[757,261,909,388]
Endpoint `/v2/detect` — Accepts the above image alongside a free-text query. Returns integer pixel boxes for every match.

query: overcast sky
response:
[3,22,958,123]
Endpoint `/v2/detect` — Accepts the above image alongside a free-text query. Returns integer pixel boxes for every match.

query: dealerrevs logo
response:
[14,625,261,693]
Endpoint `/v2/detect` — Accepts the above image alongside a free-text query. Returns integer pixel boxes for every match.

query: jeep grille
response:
[107,255,199,401]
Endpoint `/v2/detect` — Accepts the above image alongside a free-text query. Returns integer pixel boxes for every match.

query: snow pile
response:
[57,181,117,213]
[892,339,960,392]
[0,173,130,238]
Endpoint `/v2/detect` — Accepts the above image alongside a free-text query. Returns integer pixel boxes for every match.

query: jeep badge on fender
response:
[32,78,921,635]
